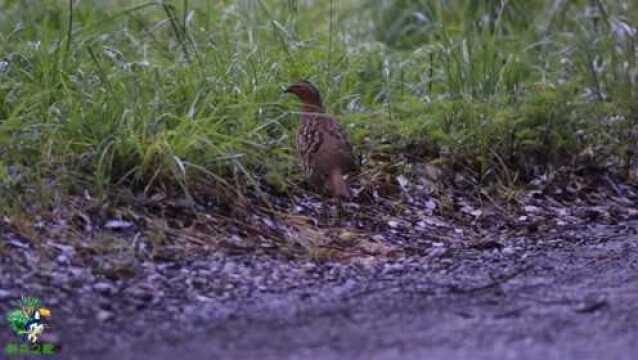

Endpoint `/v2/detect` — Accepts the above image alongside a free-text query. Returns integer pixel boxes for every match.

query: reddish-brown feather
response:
[286,81,356,199]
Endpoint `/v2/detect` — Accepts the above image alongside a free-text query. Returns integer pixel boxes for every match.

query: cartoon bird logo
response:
[6,296,51,344]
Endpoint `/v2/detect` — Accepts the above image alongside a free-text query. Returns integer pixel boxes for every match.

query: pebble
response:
[56,254,70,265]
[96,310,114,322]
[0,289,11,300]
[387,220,400,228]
[94,282,116,295]
[502,246,516,255]
[104,220,134,230]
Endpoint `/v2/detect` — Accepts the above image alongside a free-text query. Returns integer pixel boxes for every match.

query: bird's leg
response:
[318,201,330,224]
[314,183,330,225]
[336,198,344,222]
[319,198,339,226]
[327,198,348,225]
[324,198,336,226]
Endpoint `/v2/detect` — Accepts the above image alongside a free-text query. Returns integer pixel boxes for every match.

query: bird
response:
[7,302,51,344]
[284,80,356,199]
[24,309,48,344]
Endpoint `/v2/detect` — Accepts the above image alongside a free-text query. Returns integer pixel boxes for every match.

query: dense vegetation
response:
[0,0,636,213]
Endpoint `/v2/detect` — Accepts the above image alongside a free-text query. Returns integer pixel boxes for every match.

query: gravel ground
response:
[104,222,638,360]
[1,175,637,360]
[1,219,637,360]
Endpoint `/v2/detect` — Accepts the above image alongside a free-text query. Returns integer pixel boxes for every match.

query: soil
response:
[1,173,637,360]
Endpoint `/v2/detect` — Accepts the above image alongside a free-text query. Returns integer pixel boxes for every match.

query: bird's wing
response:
[321,116,356,170]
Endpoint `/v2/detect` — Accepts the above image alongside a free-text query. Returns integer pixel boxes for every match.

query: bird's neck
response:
[300,102,324,114]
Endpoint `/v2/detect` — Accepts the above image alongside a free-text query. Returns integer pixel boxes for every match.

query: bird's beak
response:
[283,85,293,94]
[38,308,51,318]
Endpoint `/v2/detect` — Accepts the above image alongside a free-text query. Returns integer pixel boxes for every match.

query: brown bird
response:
[284,80,356,199]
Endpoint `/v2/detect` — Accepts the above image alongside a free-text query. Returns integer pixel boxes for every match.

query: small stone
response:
[353,256,377,269]
[126,285,155,302]
[195,294,214,303]
[338,231,356,241]
[396,175,409,191]
[226,234,251,248]
[96,310,113,322]
[0,289,11,300]
[372,234,385,242]
[93,282,115,295]
[56,254,70,265]
[502,246,516,255]
[423,163,442,181]
[524,205,541,213]
[104,220,134,230]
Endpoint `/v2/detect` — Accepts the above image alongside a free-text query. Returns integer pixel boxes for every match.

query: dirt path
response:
[110,223,638,360]
[4,220,634,360]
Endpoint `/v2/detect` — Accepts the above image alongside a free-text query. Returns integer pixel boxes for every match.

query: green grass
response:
[0,0,636,214]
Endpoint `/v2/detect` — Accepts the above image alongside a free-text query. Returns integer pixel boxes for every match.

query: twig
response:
[447,265,531,294]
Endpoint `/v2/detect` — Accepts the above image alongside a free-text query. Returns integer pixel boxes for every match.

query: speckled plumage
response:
[286,80,356,199]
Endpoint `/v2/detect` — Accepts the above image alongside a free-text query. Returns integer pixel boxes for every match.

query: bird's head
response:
[28,307,51,323]
[284,80,323,109]
[36,308,51,319]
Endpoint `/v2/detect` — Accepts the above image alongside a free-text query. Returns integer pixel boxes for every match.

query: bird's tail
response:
[328,170,352,200]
